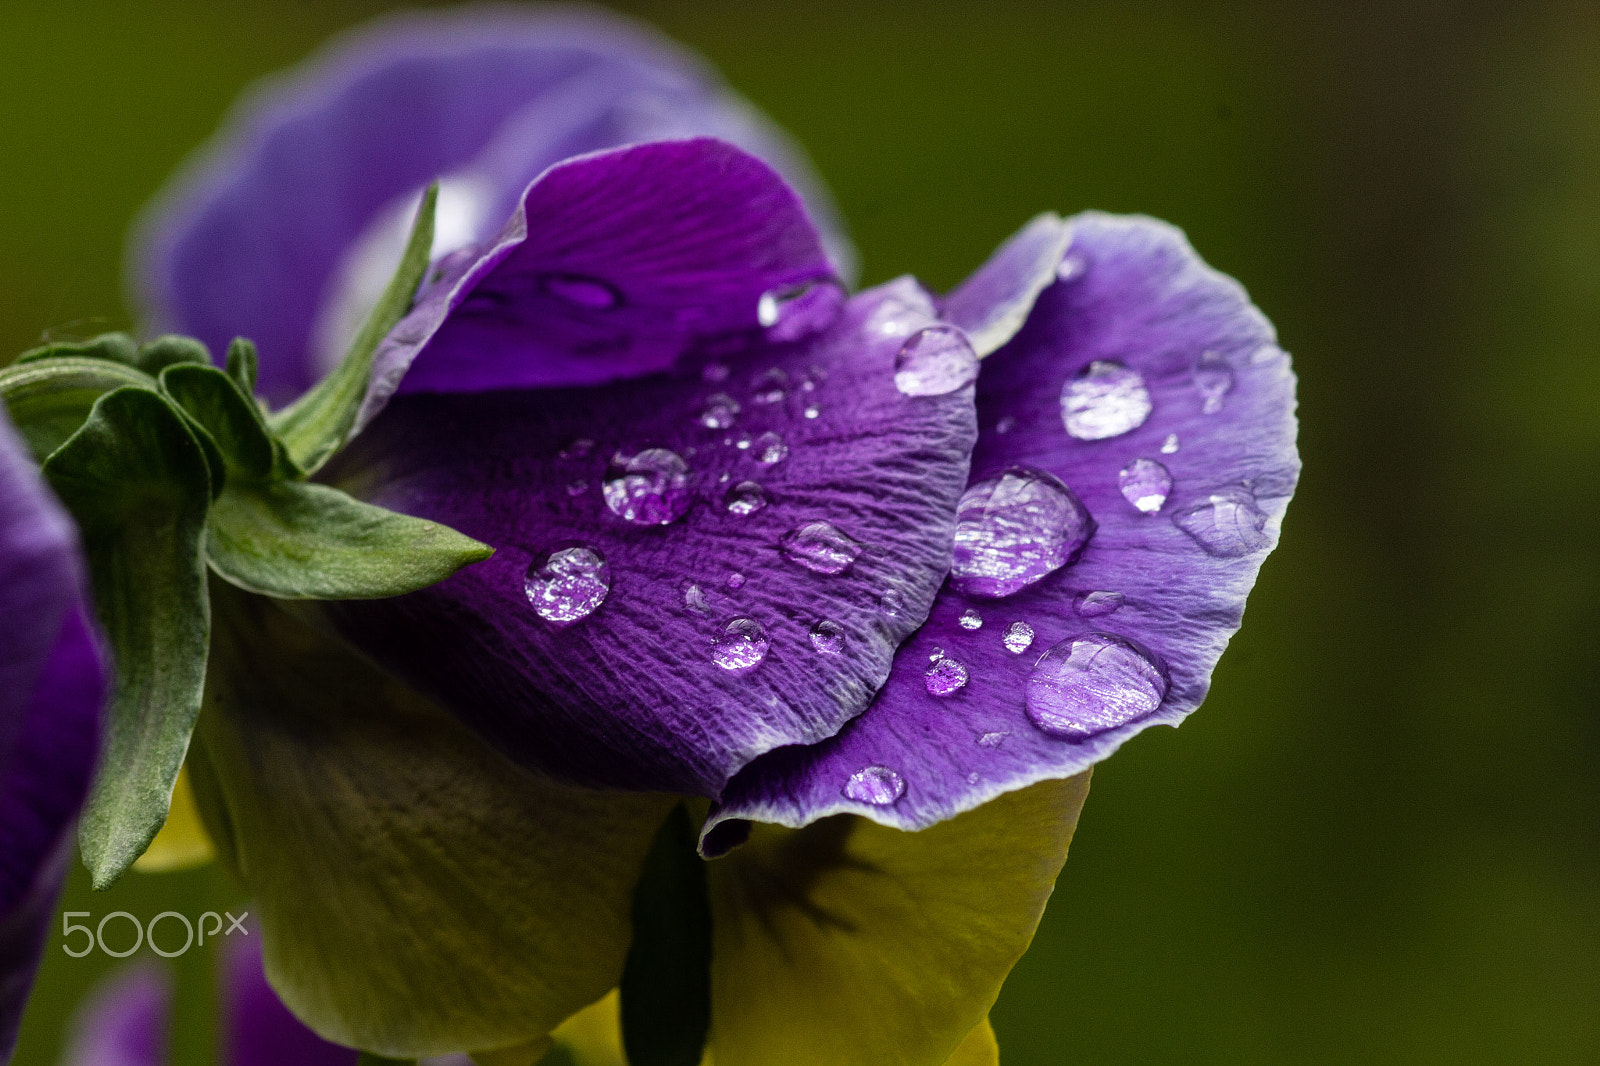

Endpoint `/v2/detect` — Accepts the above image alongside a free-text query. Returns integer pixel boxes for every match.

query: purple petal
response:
[940,212,1074,357]
[133,5,852,402]
[59,963,168,1066]
[223,930,357,1066]
[322,278,975,796]
[708,212,1298,840]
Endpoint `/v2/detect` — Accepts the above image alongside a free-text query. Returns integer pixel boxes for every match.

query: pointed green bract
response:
[42,386,213,890]
[225,336,259,396]
[159,362,287,480]
[271,183,437,473]
[0,356,156,459]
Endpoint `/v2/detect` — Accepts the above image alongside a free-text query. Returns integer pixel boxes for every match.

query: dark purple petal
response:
[708,212,1298,840]
[59,962,168,1066]
[323,278,975,796]
[134,6,851,402]
[222,931,357,1066]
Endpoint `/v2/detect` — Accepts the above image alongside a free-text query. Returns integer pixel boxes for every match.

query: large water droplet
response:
[712,617,770,671]
[1118,458,1172,514]
[843,765,905,805]
[1002,621,1036,653]
[525,547,610,624]
[758,279,845,342]
[1074,590,1125,617]
[1161,433,1181,454]
[810,619,845,655]
[603,448,693,525]
[754,431,788,465]
[1194,350,1234,413]
[894,325,979,397]
[1025,633,1167,738]
[1060,361,1153,440]
[781,521,862,575]
[724,481,767,516]
[925,655,969,696]
[950,468,1093,598]
[959,608,984,631]
[700,393,740,429]
[1173,488,1271,556]
[540,273,622,310]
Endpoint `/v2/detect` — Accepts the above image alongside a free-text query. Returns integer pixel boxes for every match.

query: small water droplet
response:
[1161,433,1180,454]
[758,279,845,342]
[602,448,692,525]
[754,431,788,465]
[525,547,610,624]
[977,730,1010,748]
[1173,488,1271,556]
[724,480,767,516]
[683,582,710,615]
[951,468,1093,598]
[959,608,984,630]
[966,771,982,785]
[780,521,862,575]
[1002,621,1035,654]
[894,325,979,397]
[699,393,741,429]
[1074,590,1125,617]
[712,617,770,671]
[930,647,945,662]
[803,404,821,420]
[702,362,731,383]
[1195,351,1234,413]
[1061,361,1153,440]
[925,656,969,696]
[734,434,752,451]
[751,367,789,405]
[540,272,621,310]
[843,765,905,805]
[995,415,1018,435]
[1056,253,1087,281]
[809,619,845,654]
[879,589,906,616]
[565,479,587,497]
[559,437,594,460]
[1118,458,1172,514]
[726,571,746,589]
[1026,633,1167,738]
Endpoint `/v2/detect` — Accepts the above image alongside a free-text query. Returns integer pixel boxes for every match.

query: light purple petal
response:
[940,212,1074,357]
[133,4,852,402]
[708,212,1298,841]
[59,963,168,1066]
[222,930,357,1066]
[322,277,975,796]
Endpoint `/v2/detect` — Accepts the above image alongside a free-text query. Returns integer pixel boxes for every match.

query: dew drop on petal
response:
[925,656,969,696]
[1118,458,1173,514]
[966,771,981,785]
[1025,633,1168,738]
[1173,488,1271,556]
[995,415,1018,435]
[1074,590,1125,617]
[565,479,587,497]
[751,368,788,405]
[754,431,788,465]
[780,521,862,574]
[726,571,746,589]
[959,608,984,631]
[700,393,740,429]
[1194,350,1235,413]
[683,582,710,615]
[1161,433,1181,454]
[1056,253,1087,281]
[1002,621,1035,654]
[724,480,767,516]
[879,589,906,616]
[712,617,770,671]
[735,434,752,451]
[929,647,945,662]
[559,437,594,460]
[1060,360,1153,440]
[950,468,1093,598]
[977,730,1010,748]
[525,547,610,624]
[803,404,821,420]
[843,765,905,805]
[758,279,845,342]
[603,448,693,525]
[809,619,845,655]
[894,325,979,397]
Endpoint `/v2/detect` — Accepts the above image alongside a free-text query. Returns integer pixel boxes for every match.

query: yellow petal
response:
[942,1017,999,1066]
[131,762,215,872]
[548,990,626,1066]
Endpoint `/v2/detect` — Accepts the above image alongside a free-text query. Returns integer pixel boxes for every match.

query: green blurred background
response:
[6,0,1599,1062]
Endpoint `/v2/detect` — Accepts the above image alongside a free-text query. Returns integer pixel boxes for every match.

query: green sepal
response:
[159,362,287,481]
[16,331,138,366]
[41,386,213,890]
[0,356,156,459]
[620,805,713,1066]
[135,334,212,375]
[225,336,259,397]
[205,479,492,600]
[271,182,436,473]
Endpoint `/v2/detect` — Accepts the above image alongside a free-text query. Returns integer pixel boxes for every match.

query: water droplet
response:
[1002,621,1035,654]
[712,617,770,671]
[879,589,906,616]
[959,608,984,630]
[929,647,945,661]
[1195,351,1234,413]
[724,480,767,516]
[683,583,710,615]
[700,393,740,429]
[1056,253,1087,281]
[525,547,610,624]
[565,479,587,497]
[734,434,752,451]
[1161,433,1180,454]
[751,367,788,405]
[1173,488,1271,556]
[1026,633,1166,738]
[894,325,979,397]
[950,468,1093,598]
[995,415,1018,435]
[925,656,969,696]
[1074,590,1125,617]
[1060,361,1153,440]
[602,448,692,525]
[809,619,845,654]
[843,765,905,805]
[754,431,788,465]
[726,571,746,589]
[864,283,938,339]
[780,521,862,575]
[758,279,845,342]
[540,273,621,310]
[803,404,821,420]
[966,771,981,785]
[978,730,1010,748]
[559,437,594,460]
[1118,458,1172,514]
[702,362,731,383]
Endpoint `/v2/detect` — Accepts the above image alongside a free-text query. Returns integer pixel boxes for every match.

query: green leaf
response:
[704,774,1091,1066]
[205,479,491,599]
[271,182,437,473]
[42,386,214,890]
[135,334,212,375]
[0,356,155,459]
[159,363,280,480]
[16,331,138,366]
[225,336,259,396]
[188,585,673,1057]
[620,805,712,1066]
